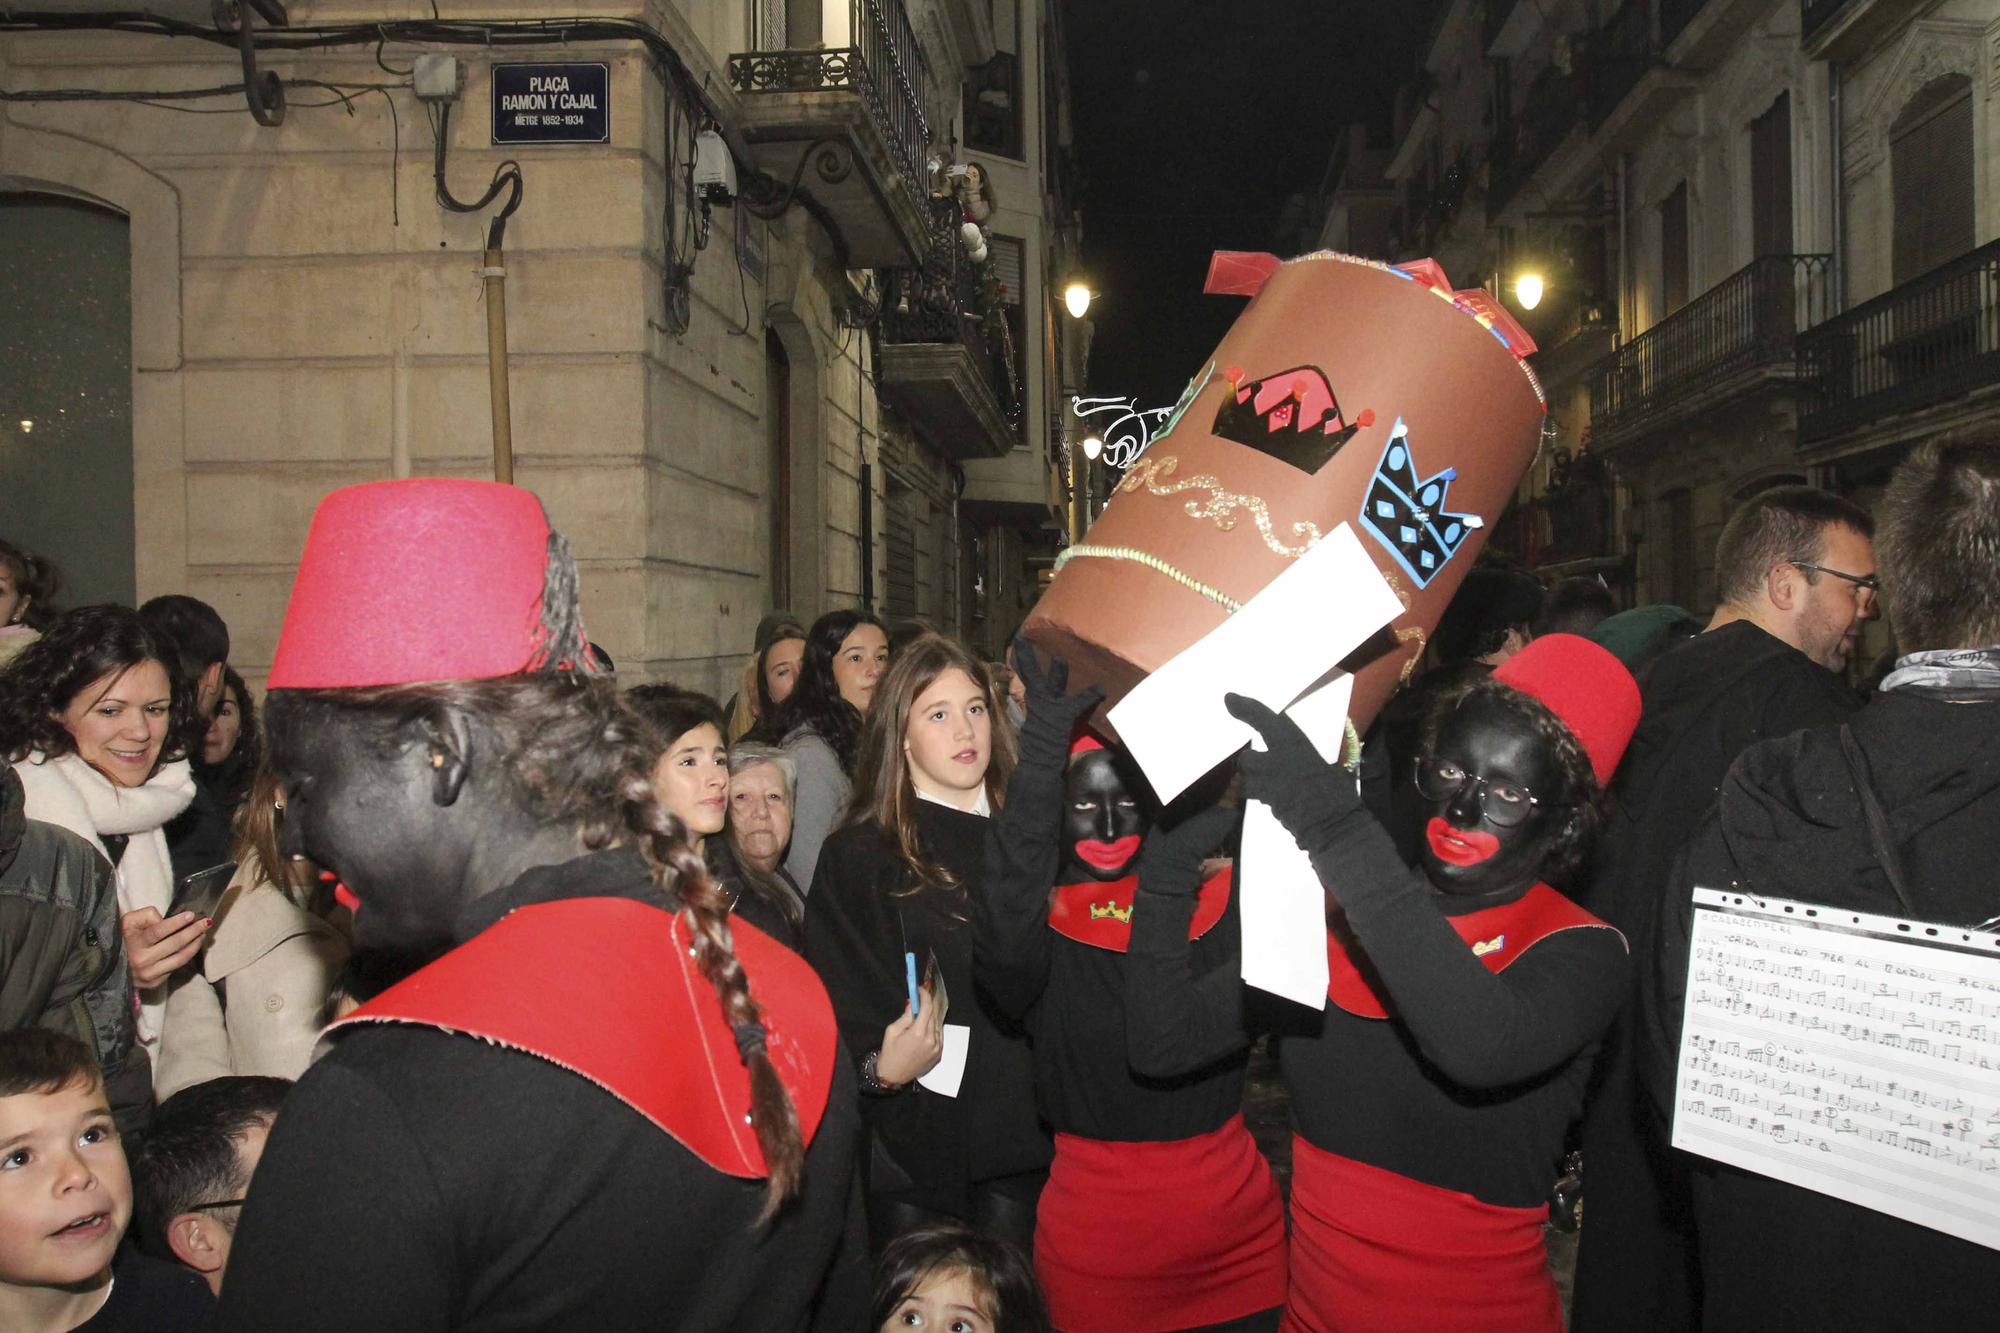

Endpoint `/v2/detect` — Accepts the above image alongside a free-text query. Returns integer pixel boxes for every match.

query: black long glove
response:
[1223,692,1363,855]
[1126,804,1249,1077]
[975,637,1104,1020]
[1013,634,1105,772]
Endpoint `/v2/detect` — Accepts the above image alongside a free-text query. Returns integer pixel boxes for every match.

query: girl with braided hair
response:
[213,480,865,1331]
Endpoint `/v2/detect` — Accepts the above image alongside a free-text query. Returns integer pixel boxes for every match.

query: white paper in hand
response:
[1239,674,1353,1008]
[1106,523,1400,805]
[918,1024,971,1098]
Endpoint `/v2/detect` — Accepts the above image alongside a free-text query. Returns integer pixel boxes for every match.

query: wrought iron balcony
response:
[1801,0,1848,38]
[1503,448,1617,570]
[1798,238,2000,445]
[728,0,932,268]
[877,199,1018,461]
[1589,254,1833,447]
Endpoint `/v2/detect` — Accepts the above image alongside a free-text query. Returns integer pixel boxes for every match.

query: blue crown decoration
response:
[1359,420,1483,588]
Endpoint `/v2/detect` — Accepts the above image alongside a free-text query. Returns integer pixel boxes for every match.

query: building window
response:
[964,0,1023,158]
[990,233,1028,443]
[1891,74,1975,284]
[1750,93,1793,258]
[1660,181,1689,315]
[885,479,918,620]
[765,329,792,608]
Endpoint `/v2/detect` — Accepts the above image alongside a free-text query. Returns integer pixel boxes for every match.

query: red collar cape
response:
[1048,867,1233,953]
[1326,883,1623,1018]
[330,897,835,1177]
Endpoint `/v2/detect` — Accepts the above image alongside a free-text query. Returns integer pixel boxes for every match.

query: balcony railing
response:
[1798,238,2000,444]
[1659,0,1709,47]
[1504,449,1617,569]
[881,199,1017,418]
[729,0,931,199]
[1590,254,1833,440]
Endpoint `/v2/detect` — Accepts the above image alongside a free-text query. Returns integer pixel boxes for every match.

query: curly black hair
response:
[1419,675,1607,887]
[0,604,199,770]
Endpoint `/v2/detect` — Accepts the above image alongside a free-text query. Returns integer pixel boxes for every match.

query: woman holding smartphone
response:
[805,632,1048,1256]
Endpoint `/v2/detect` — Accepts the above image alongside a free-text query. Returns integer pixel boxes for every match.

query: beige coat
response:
[154,857,349,1100]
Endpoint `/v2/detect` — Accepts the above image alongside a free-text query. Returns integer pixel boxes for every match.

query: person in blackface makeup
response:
[974,641,1286,1333]
[213,479,864,1330]
[1127,633,1639,1333]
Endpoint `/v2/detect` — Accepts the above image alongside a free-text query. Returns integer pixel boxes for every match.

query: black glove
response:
[1223,692,1360,850]
[1011,633,1105,770]
[1135,804,1241,899]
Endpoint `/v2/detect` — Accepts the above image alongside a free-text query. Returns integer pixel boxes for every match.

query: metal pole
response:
[483,246,514,484]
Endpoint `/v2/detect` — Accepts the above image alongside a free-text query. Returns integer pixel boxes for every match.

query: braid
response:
[268,674,808,1218]
[617,762,806,1220]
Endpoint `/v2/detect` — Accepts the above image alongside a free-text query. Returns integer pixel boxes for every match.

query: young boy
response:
[0,1030,211,1332]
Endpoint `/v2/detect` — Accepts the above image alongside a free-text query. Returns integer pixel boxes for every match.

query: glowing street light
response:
[1081,434,1103,460]
[1063,281,1093,319]
[1514,272,1545,311]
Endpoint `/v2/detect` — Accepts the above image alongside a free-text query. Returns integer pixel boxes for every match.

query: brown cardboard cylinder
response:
[1025,251,1546,737]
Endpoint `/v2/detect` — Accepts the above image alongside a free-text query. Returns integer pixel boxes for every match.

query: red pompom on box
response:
[268,479,557,689]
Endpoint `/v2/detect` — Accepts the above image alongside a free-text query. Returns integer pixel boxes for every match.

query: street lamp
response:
[1063,280,1093,319]
[1081,434,1103,460]
[1513,272,1545,311]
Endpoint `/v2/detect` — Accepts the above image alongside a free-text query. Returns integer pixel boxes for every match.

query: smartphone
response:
[905,951,920,1016]
[169,862,235,923]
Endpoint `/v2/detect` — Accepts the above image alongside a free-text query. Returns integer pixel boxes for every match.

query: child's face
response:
[0,1081,129,1288]
[882,1267,993,1333]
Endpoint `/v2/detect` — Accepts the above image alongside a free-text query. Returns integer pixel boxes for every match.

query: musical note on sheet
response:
[1675,889,2000,1253]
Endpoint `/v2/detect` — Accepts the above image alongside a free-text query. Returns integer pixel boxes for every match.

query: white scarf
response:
[12,752,196,1050]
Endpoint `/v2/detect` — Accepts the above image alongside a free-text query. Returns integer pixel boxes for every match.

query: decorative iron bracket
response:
[212,0,289,127]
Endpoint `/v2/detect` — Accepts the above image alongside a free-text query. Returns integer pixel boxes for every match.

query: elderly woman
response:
[726,742,795,880]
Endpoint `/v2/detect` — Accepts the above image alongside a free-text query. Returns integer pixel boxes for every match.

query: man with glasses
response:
[1572,485,1876,1332]
[131,1075,289,1296]
[1643,442,2000,1329]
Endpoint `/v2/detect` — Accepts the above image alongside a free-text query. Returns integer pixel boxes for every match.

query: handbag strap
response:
[1837,724,1920,918]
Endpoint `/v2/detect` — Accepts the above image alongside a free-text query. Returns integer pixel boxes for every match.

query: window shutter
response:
[991,235,1025,308]
[1660,182,1689,315]
[1751,93,1793,258]
[1892,77,1975,283]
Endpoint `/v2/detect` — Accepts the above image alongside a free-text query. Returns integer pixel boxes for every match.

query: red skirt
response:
[1283,1137,1559,1333]
[1036,1115,1287,1332]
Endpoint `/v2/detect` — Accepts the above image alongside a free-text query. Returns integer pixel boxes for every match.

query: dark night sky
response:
[1065,1,1441,409]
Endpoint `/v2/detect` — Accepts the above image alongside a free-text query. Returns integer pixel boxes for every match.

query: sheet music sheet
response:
[1674,888,2000,1252]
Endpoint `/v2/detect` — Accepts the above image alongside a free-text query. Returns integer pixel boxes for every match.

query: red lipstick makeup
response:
[1074,835,1142,871]
[1426,817,1500,866]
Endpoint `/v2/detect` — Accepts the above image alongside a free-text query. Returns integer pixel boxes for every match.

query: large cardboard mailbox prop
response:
[1025,250,1546,736]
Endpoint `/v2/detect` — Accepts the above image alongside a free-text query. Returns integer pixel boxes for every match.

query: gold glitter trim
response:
[1116,455,1323,559]
[1052,545,1244,613]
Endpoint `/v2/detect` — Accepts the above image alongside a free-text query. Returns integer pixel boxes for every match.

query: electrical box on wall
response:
[413,55,463,103]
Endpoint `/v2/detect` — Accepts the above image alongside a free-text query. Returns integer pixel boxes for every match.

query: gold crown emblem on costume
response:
[1471,934,1506,957]
[1089,902,1134,923]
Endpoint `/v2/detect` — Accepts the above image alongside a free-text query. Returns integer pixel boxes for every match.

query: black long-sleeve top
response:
[804,803,1050,1200]
[975,747,1253,1141]
[217,847,868,1331]
[1127,800,1626,1209]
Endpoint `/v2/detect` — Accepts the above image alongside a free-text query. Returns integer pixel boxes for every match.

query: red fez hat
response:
[1490,632,1640,787]
[1069,730,1108,757]
[269,478,583,689]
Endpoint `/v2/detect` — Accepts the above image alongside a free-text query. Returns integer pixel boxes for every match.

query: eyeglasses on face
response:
[1790,561,1880,597]
[1412,757,1547,828]
[185,1198,246,1213]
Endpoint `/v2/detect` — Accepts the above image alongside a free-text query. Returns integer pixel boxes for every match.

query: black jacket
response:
[805,803,1050,1205]
[218,847,868,1331]
[1643,687,2000,1331]
[0,768,150,1134]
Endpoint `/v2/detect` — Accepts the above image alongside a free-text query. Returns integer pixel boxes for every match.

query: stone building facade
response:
[1311,0,2000,646]
[0,0,1082,693]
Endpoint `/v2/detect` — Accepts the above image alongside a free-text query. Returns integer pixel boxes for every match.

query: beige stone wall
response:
[0,1,930,702]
